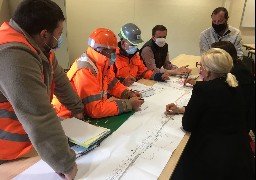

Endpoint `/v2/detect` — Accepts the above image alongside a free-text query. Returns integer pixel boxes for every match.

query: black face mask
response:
[212,23,227,34]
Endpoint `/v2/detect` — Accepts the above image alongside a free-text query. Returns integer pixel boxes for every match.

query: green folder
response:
[86,111,135,133]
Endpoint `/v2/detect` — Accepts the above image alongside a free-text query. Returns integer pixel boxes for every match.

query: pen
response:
[183,74,190,85]
[193,76,199,80]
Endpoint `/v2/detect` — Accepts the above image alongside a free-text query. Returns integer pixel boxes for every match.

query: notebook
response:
[61,117,110,148]
[70,143,99,159]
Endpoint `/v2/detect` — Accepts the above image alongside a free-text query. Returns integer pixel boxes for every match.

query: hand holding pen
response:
[165,103,185,115]
[183,76,199,86]
[129,97,144,111]
[129,90,142,99]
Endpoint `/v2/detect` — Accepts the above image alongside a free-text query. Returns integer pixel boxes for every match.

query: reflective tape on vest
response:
[0,109,18,120]
[82,94,102,105]
[81,90,108,104]
[114,100,125,114]
[108,78,118,90]
[0,129,30,142]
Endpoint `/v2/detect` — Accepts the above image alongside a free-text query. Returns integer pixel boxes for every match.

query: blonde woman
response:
[167,48,255,180]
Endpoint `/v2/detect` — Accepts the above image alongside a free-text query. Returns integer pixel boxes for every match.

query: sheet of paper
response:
[13,160,61,180]
[129,82,155,97]
[79,84,187,179]
[129,82,151,92]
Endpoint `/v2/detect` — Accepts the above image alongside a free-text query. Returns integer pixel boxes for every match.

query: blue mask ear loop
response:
[52,33,63,49]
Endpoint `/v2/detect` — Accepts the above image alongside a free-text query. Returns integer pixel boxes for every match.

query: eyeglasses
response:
[196,62,208,72]
[97,47,116,53]
[196,62,202,68]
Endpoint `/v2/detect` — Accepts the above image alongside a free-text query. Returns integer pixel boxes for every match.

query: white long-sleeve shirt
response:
[199,25,243,60]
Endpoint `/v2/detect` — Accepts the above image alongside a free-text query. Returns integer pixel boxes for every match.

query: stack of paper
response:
[70,144,99,158]
[61,117,110,149]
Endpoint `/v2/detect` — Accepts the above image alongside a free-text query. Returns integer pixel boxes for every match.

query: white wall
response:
[1,0,255,66]
[66,0,226,63]
[0,0,10,25]
[228,0,255,44]
[52,0,70,68]
[7,0,19,17]
[0,0,70,68]
[241,0,255,27]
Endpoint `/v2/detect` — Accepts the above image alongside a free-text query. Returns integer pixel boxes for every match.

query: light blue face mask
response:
[52,33,63,49]
[126,45,138,54]
[109,53,117,66]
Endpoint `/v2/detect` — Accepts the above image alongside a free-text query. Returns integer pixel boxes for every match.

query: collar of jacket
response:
[86,46,109,69]
[9,19,51,64]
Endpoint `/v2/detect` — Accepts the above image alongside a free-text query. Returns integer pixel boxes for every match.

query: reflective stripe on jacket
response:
[112,48,154,81]
[52,47,129,118]
[0,22,54,160]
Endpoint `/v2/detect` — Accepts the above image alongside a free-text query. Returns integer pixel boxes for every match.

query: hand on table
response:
[73,112,84,120]
[184,78,196,86]
[129,91,142,99]
[161,73,170,81]
[129,97,144,111]
[58,163,78,180]
[165,103,184,115]
[123,77,136,86]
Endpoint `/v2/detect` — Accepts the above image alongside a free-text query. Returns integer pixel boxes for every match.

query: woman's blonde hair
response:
[201,48,238,87]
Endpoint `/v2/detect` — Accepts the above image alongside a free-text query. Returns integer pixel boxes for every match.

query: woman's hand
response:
[165,103,184,115]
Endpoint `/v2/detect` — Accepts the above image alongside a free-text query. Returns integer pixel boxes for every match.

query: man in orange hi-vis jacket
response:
[52,28,144,119]
[111,23,169,87]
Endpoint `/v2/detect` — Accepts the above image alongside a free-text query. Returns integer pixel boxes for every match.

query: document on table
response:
[129,82,154,97]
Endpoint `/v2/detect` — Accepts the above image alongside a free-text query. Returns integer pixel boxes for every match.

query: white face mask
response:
[155,38,166,47]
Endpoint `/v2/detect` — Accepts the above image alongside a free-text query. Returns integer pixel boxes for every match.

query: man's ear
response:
[39,29,49,40]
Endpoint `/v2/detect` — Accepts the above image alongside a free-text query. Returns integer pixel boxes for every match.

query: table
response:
[0,54,200,180]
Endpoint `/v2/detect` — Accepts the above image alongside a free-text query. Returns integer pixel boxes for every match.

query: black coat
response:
[232,62,255,133]
[171,77,255,180]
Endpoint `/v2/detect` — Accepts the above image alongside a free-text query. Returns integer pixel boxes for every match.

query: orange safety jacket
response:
[111,48,155,81]
[0,22,55,160]
[52,47,129,119]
